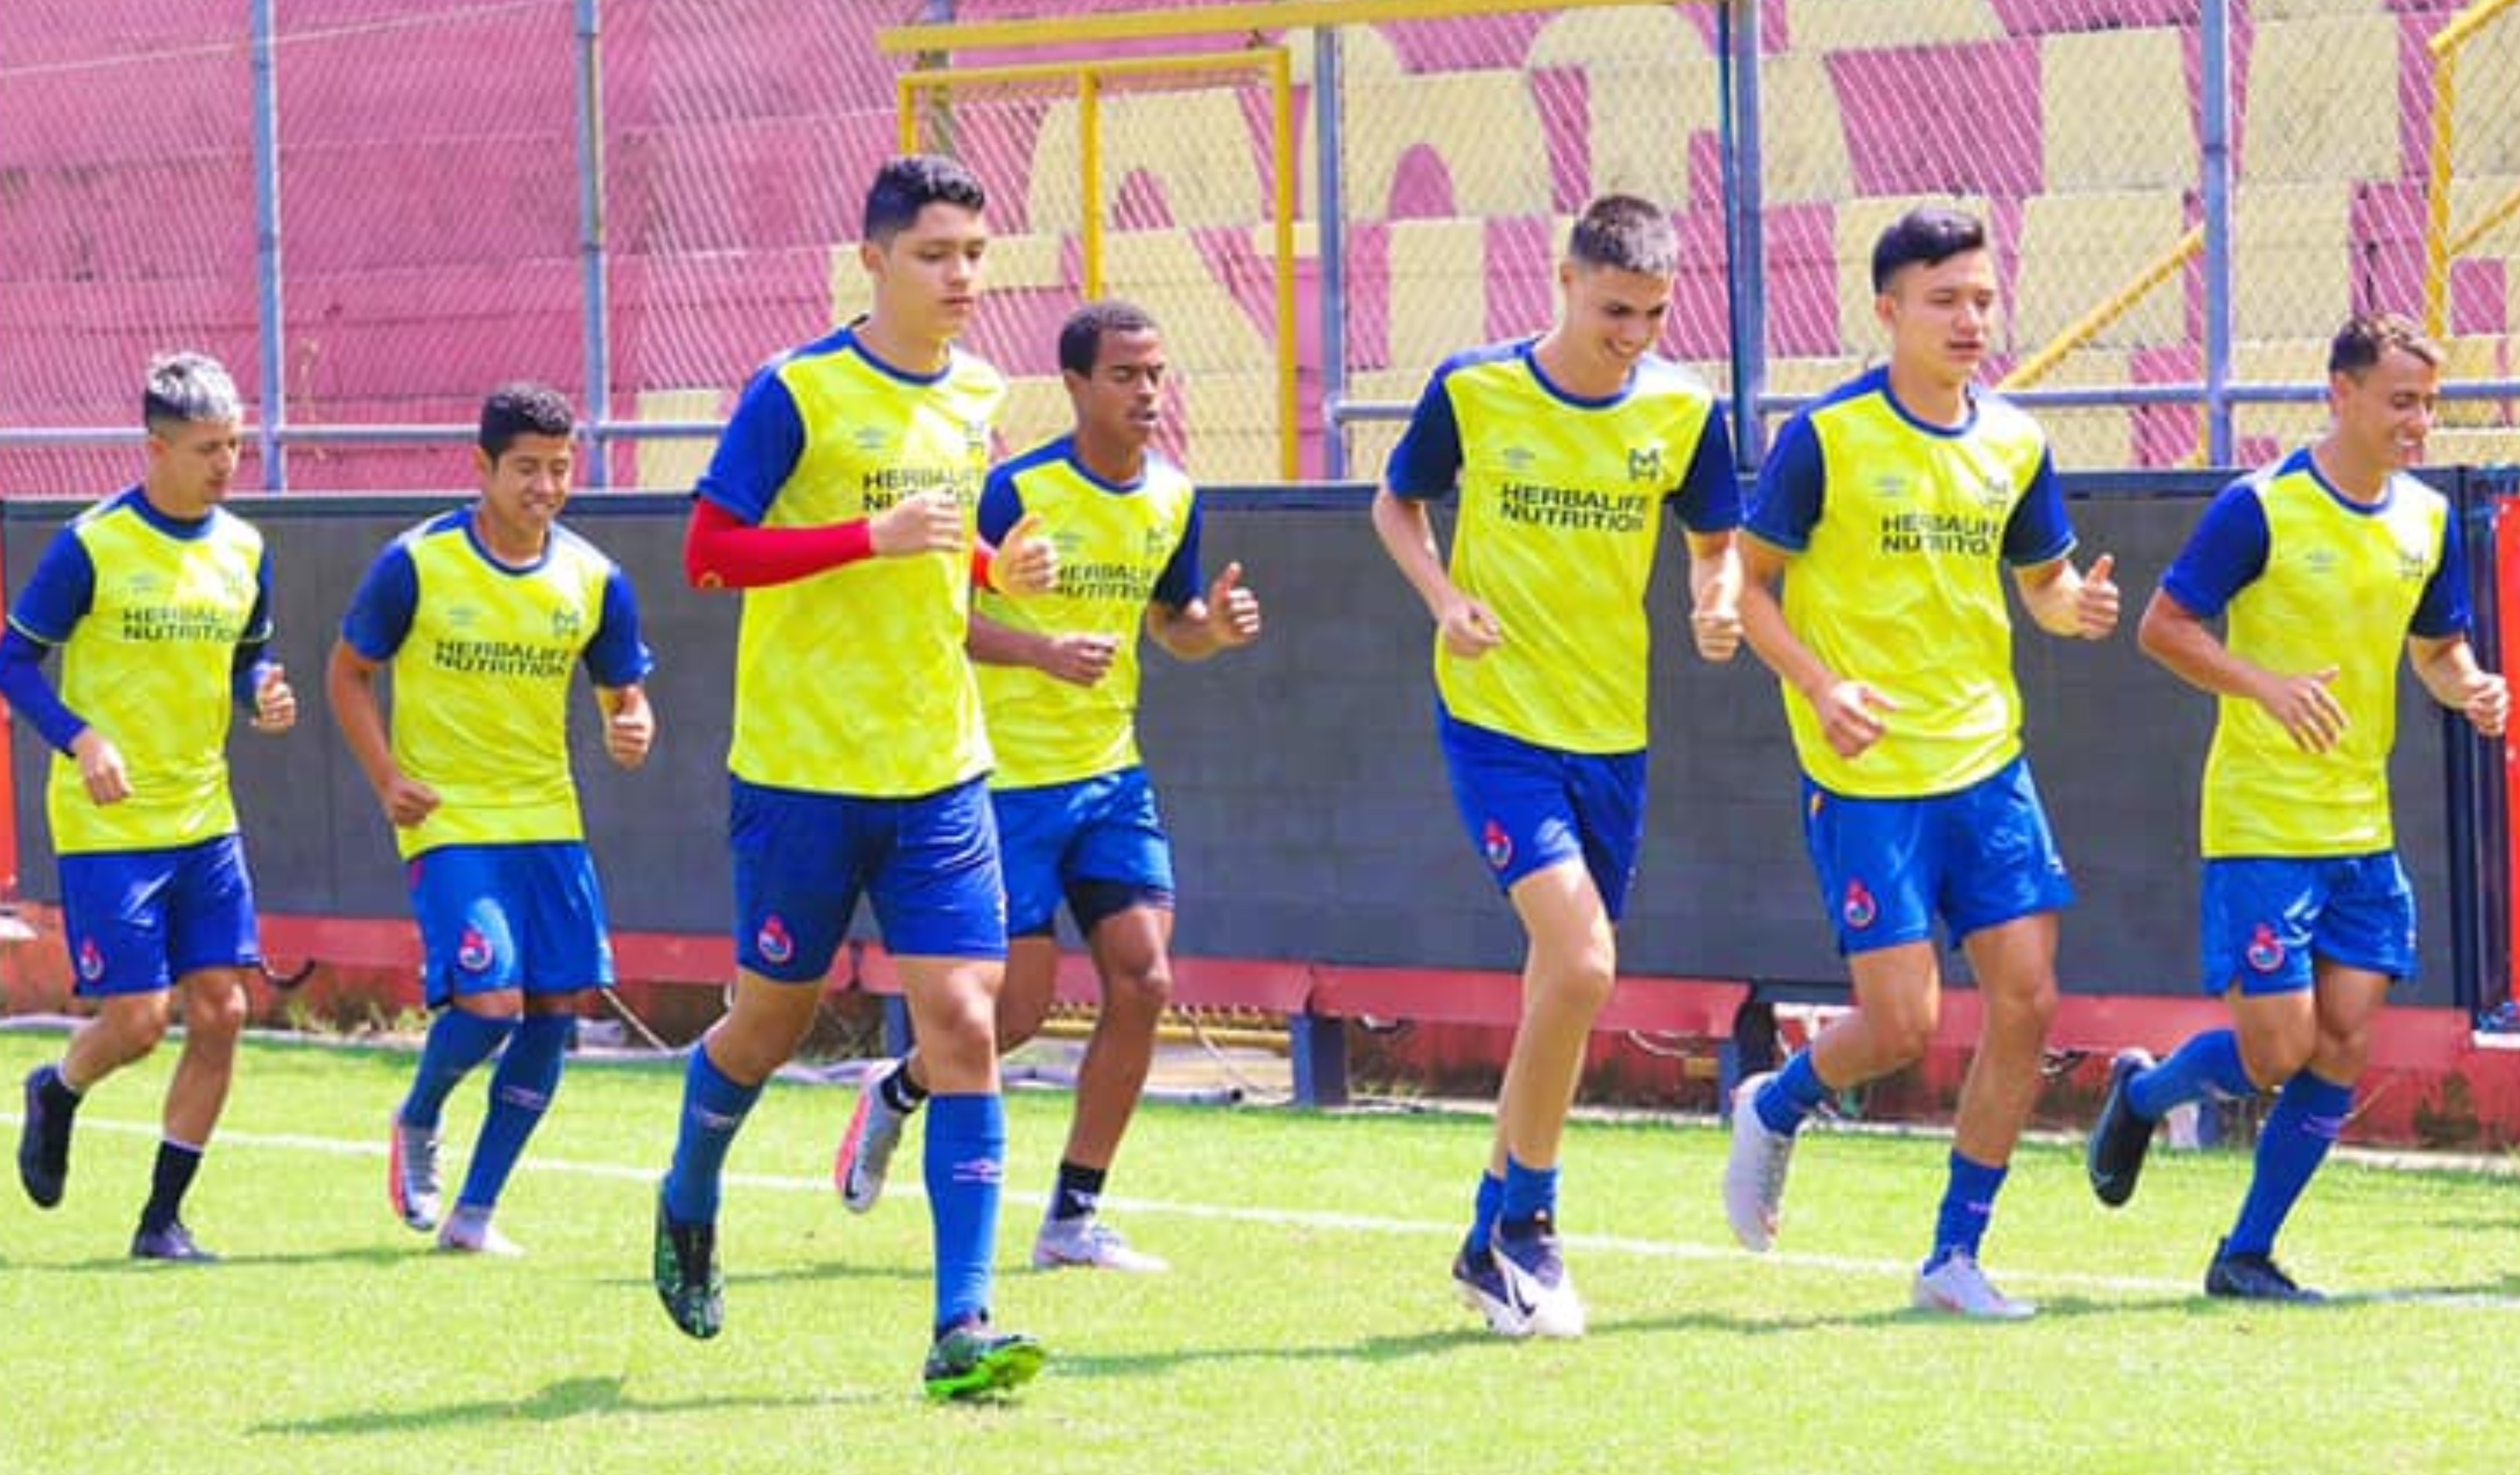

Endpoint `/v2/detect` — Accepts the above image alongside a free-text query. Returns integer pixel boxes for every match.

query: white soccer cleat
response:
[1722,1073,1797,1253]
[1031,1214,1170,1273]
[390,1117,443,1233]
[1912,1252,2036,1320]
[436,1206,523,1257]
[833,1060,913,1215]
[1489,1217,1586,1340]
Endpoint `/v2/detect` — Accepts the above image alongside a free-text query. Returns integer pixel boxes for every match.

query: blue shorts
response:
[56,834,261,998]
[2200,853,2415,997]
[1800,756,2075,955]
[1437,705,1647,922]
[993,767,1176,938]
[730,774,1008,982]
[407,842,615,1008]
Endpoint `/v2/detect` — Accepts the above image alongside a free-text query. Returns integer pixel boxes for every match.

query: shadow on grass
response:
[39,1243,411,1273]
[250,1374,871,1437]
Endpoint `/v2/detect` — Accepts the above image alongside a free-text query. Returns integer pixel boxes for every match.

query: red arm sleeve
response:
[684,498,877,590]
[968,538,997,593]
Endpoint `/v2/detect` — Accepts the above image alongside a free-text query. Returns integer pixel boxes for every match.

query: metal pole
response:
[2199,0,2236,466]
[250,0,286,491]
[576,0,611,488]
[1316,26,1350,480]
[1722,0,1766,466]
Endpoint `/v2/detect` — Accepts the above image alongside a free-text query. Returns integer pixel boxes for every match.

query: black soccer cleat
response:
[2204,1239,2324,1304]
[652,1181,725,1340]
[2085,1048,2157,1209]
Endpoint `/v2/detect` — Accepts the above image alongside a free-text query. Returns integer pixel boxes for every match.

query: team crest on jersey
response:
[1974,472,2014,510]
[2245,923,2286,974]
[2396,544,2430,582]
[75,937,105,983]
[963,419,988,454]
[1841,880,1878,931]
[756,915,795,966]
[1482,820,1513,871]
[548,605,584,641]
[457,927,495,974]
[1627,446,1665,484]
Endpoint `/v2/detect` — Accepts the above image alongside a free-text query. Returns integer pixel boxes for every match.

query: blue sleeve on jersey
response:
[693,368,807,525]
[5,527,97,646]
[1152,499,1205,609]
[584,567,656,688]
[1384,367,1463,499]
[976,464,1023,546]
[0,627,86,753]
[2158,484,2271,619]
[2001,448,2075,565]
[1669,413,1742,534]
[243,545,276,644]
[1746,413,1824,551]
[339,544,419,661]
[231,646,275,711]
[2411,505,2473,639]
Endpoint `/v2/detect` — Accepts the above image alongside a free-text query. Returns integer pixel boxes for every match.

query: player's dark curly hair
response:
[864,154,988,244]
[479,381,574,460]
[1058,299,1160,377]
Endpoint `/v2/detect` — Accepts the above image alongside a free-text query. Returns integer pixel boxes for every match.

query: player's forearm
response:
[966,611,1048,669]
[2411,635,2484,710]
[2136,594,2271,701]
[0,629,88,754]
[323,650,403,799]
[1736,577,1835,703]
[683,498,875,590]
[1146,602,1221,662]
[2018,564,2086,639]
[1370,490,1461,622]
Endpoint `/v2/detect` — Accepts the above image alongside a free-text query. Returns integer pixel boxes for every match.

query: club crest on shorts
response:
[75,937,105,982]
[456,927,494,974]
[1841,879,1878,930]
[1481,819,1512,871]
[2245,922,2286,974]
[756,914,795,966]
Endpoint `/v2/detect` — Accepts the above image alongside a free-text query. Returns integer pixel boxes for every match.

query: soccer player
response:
[1722,207,2119,1318]
[4,352,296,1261]
[1370,194,1743,1339]
[832,300,1262,1274]
[327,384,655,1257]
[649,154,1056,1402]
[2085,314,2505,1300]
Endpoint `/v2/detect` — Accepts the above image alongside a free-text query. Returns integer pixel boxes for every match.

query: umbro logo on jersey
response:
[1502,446,1536,470]
[853,427,889,452]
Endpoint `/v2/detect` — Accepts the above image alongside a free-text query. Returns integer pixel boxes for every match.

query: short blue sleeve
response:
[1384,366,1464,499]
[1152,499,1204,609]
[243,546,276,644]
[5,527,97,646]
[339,544,420,661]
[2411,506,2472,640]
[1746,412,1824,551]
[1671,413,1742,534]
[584,567,655,688]
[976,463,1023,546]
[2159,484,2271,619]
[2001,448,2075,566]
[693,366,807,525]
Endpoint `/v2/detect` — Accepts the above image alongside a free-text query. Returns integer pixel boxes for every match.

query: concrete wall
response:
[3,478,2468,1004]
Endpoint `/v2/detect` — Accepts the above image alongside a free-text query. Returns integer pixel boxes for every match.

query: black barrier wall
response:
[3,477,2474,1004]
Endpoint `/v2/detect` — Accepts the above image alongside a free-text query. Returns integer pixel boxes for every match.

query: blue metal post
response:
[1316,27,1350,480]
[2200,0,2236,466]
[249,0,286,490]
[576,0,611,488]
[1721,0,1767,464]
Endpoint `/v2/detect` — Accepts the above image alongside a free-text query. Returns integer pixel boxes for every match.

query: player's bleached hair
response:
[479,381,576,460]
[1871,206,1987,293]
[1058,299,1160,377]
[142,352,242,435]
[863,154,987,244]
[2329,312,2443,377]
[1567,194,1678,277]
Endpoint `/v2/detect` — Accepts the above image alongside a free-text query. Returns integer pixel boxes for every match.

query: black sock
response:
[139,1140,203,1234]
[1052,1160,1106,1222]
[39,1066,81,1120]
[880,1064,928,1114]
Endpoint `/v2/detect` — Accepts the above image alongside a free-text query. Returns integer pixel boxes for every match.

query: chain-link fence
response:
[5,0,2518,497]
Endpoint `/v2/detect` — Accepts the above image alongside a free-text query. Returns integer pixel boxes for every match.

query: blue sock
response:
[662,1046,762,1225]
[457,1014,571,1212]
[1753,1050,1829,1135]
[2227,1070,2353,1257]
[2127,1029,2257,1121]
[1463,1171,1504,1261]
[1499,1155,1559,1229]
[400,1009,516,1131]
[926,1093,1006,1336]
[1925,1151,2009,1270]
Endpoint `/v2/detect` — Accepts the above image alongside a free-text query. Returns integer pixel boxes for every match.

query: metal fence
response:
[4,0,2518,496]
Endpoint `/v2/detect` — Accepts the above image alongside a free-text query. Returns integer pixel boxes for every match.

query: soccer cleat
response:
[1912,1251,2036,1320]
[130,1219,218,1263]
[389,1117,444,1233]
[436,1206,523,1257]
[922,1320,1047,1402]
[1451,1248,1531,1338]
[1031,1213,1170,1273]
[2204,1239,2324,1303]
[1489,1214,1586,1339]
[19,1066,69,1209]
[1722,1073,1797,1253]
[833,1060,911,1215]
[2085,1047,2158,1209]
[651,1182,725,1340]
